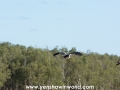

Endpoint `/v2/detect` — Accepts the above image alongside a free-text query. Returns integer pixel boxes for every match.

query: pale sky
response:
[0,0,120,56]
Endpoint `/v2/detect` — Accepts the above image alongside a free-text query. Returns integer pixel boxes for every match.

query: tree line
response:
[0,42,120,90]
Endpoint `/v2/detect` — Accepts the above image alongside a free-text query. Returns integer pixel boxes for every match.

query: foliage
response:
[0,42,120,90]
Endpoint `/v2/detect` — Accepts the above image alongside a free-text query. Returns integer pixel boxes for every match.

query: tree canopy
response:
[0,42,120,90]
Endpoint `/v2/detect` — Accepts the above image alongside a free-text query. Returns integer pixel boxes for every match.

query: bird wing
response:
[53,52,66,56]
[59,52,66,55]
[70,52,82,56]
[53,52,60,56]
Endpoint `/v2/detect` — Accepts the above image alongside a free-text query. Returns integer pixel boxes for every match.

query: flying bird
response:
[116,59,120,66]
[53,51,82,59]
